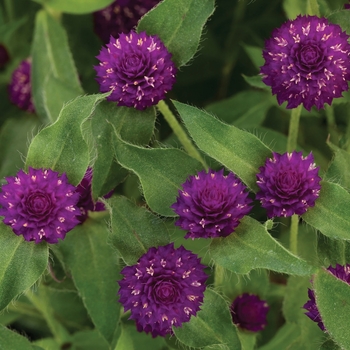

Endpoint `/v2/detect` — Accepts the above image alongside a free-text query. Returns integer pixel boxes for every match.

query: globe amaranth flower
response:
[0,44,10,70]
[94,31,176,110]
[8,58,35,113]
[303,264,350,331]
[231,293,269,332]
[0,168,80,243]
[256,151,321,218]
[345,1,350,9]
[76,167,113,223]
[118,243,208,337]
[261,15,350,110]
[171,169,252,239]
[93,0,161,43]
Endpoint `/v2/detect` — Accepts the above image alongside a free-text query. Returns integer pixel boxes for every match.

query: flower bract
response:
[171,169,252,239]
[94,31,176,110]
[0,168,80,243]
[256,151,321,218]
[118,243,208,337]
[261,15,350,110]
[231,293,269,332]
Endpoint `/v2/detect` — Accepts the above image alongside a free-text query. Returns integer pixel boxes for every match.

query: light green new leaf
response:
[58,218,121,344]
[108,196,170,265]
[0,324,35,349]
[173,100,272,192]
[0,223,48,312]
[26,94,108,186]
[113,135,203,217]
[137,0,215,67]
[210,216,315,276]
[174,289,241,349]
[302,181,350,240]
[40,0,114,14]
[313,268,350,349]
[114,324,134,350]
[31,10,83,122]
[283,0,307,19]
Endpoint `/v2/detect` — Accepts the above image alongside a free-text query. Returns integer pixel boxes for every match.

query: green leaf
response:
[282,0,307,19]
[108,196,171,265]
[71,330,110,350]
[42,0,114,14]
[242,74,269,90]
[328,10,350,35]
[113,135,203,217]
[114,324,135,350]
[302,181,350,240]
[137,0,215,67]
[0,223,48,312]
[237,330,256,350]
[0,324,35,349]
[313,268,350,349]
[205,90,273,127]
[174,289,241,349]
[316,235,350,267]
[209,216,315,276]
[26,93,108,186]
[173,100,272,192]
[319,338,342,350]
[241,44,264,71]
[33,338,60,350]
[91,101,156,200]
[58,218,121,344]
[325,142,350,190]
[31,10,83,122]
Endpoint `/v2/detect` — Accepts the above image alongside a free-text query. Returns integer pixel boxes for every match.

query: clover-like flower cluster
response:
[231,293,269,332]
[94,31,176,110]
[0,168,80,243]
[8,58,35,113]
[172,169,252,239]
[261,15,350,110]
[93,0,161,42]
[118,243,208,337]
[303,264,350,331]
[256,151,321,218]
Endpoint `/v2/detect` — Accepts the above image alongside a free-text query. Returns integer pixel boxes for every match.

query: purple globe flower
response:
[94,31,176,110]
[345,1,350,9]
[261,15,350,110]
[8,58,35,113]
[0,44,10,69]
[0,168,80,244]
[76,167,112,223]
[93,0,161,43]
[171,169,252,239]
[231,293,269,332]
[118,243,208,337]
[304,264,350,331]
[256,151,321,218]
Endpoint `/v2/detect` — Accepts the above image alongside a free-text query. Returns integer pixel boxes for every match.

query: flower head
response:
[118,243,208,337]
[76,167,112,222]
[0,168,80,243]
[0,44,10,69]
[345,1,350,9]
[231,293,269,332]
[171,169,252,239]
[94,31,176,110]
[303,264,350,331]
[256,151,321,218]
[93,0,161,42]
[260,15,350,110]
[8,58,35,113]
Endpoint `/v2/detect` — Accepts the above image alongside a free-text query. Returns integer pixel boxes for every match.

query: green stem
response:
[346,107,350,152]
[214,264,225,290]
[157,100,208,170]
[307,0,320,17]
[325,105,338,144]
[287,105,302,153]
[289,214,299,255]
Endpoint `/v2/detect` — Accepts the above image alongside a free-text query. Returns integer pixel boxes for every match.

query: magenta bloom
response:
[0,168,80,244]
[118,243,208,337]
[261,15,350,110]
[0,44,10,69]
[345,1,350,9]
[256,151,321,218]
[76,168,112,223]
[93,0,161,42]
[171,169,252,239]
[8,58,35,113]
[304,264,350,331]
[94,31,176,110]
[231,293,269,332]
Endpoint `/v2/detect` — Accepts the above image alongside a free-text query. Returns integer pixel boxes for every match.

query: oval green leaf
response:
[42,0,114,14]
[0,324,35,349]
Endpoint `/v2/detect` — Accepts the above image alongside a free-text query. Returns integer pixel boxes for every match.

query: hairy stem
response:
[287,105,302,153]
[289,214,299,255]
[214,264,225,290]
